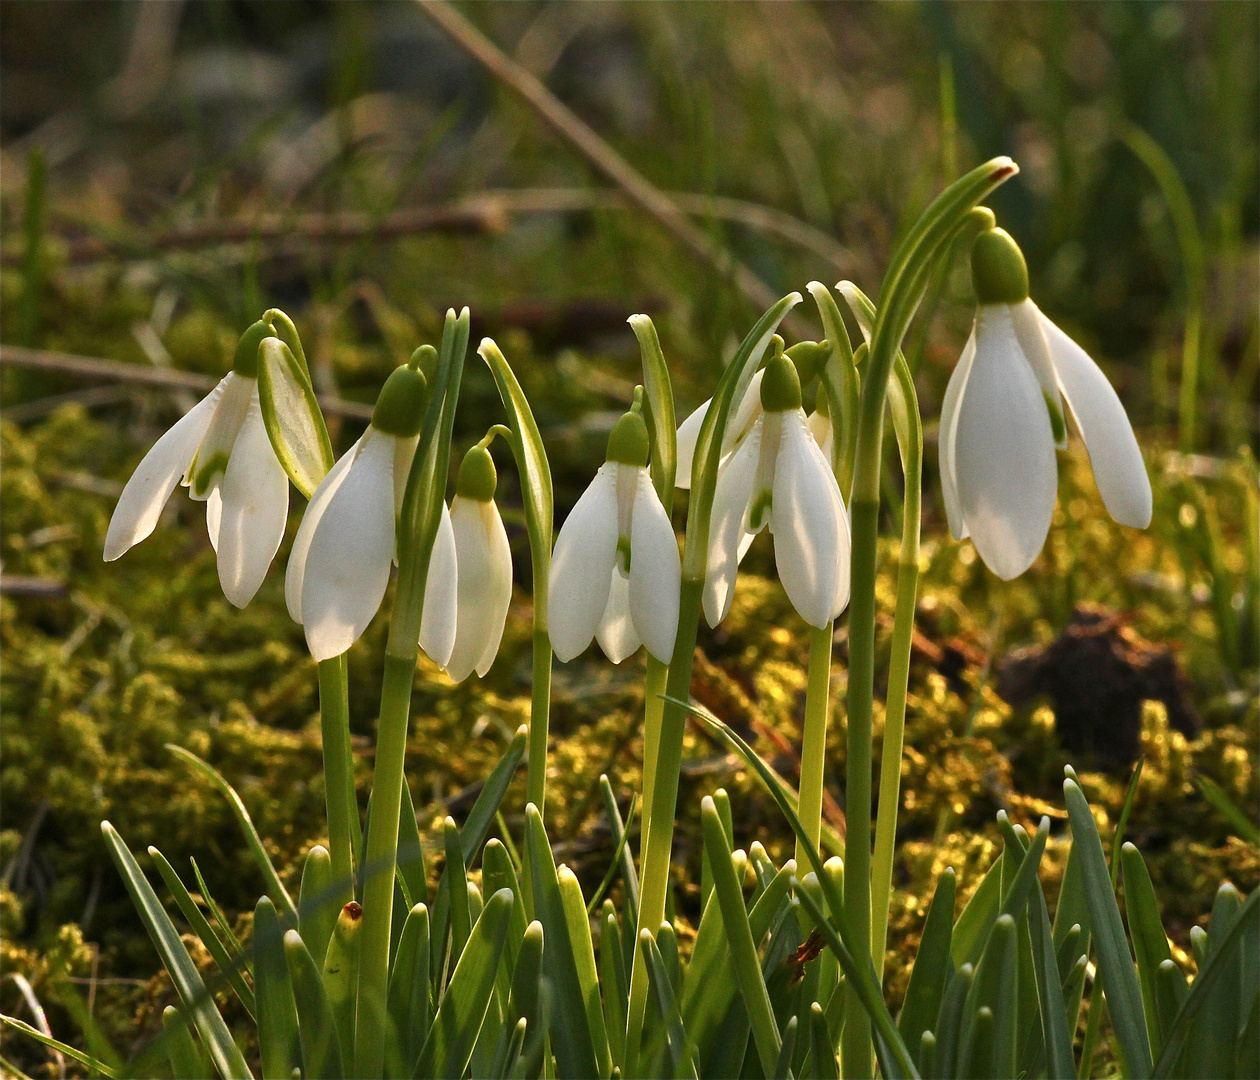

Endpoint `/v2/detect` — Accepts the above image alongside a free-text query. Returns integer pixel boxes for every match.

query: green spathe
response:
[456,444,498,501]
[606,408,650,466]
[759,354,802,411]
[371,365,428,437]
[971,227,1029,305]
[232,318,274,378]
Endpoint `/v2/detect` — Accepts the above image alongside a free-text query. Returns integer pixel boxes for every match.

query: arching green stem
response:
[840,159,1017,1078]
[316,654,359,899]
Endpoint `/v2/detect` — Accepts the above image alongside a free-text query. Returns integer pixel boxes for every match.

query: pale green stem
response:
[527,628,552,812]
[317,655,359,898]
[841,158,1017,1079]
[795,622,834,867]
[638,656,669,835]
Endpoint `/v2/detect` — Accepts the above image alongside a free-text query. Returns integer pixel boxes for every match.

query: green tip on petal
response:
[785,339,829,386]
[760,354,802,411]
[232,318,275,378]
[971,226,1029,305]
[606,407,650,466]
[456,443,498,500]
[372,364,428,437]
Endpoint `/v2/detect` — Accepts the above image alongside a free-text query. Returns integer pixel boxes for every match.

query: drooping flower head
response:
[704,350,850,629]
[940,223,1152,579]
[286,352,457,663]
[104,318,290,608]
[549,389,681,664]
[444,434,514,683]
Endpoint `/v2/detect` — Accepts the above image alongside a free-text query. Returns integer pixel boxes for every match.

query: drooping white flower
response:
[444,439,514,683]
[549,399,681,664]
[104,320,289,608]
[675,368,765,490]
[286,362,457,663]
[704,353,850,629]
[939,226,1152,580]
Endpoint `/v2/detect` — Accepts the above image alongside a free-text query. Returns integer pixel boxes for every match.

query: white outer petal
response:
[955,304,1058,580]
[187,372,253,498]
[419,502,458,668]
[444,497,513,682]
[595,569,641,664]
[301,430,396,661]
[1010,298,1066,448]
[939,328,976,541]
[703,419,762,627]
[674,369,764,490]
[770,411,847,628]
[103,379,226,561]
[548,464,619,661]
[216,391,290,608]
[1039,307,1152,529]
[285,436,362,624]
[206,486,223,552]
[628,469,681,663]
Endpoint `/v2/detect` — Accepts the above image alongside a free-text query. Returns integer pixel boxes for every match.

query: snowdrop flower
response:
[940,225,1152,580]
[104,319,289,608]
[444,435,513,683]
[704,353,850,629]
[675,368,765,490]
[286,361,457,663]
[549,392,681,664]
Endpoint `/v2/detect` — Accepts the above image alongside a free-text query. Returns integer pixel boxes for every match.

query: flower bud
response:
[606,408,650,466]
[759,354,802,412]
[371,365,427,437]
[971,226,1029,305]
[231,318,274,378]
[456,444,498,501]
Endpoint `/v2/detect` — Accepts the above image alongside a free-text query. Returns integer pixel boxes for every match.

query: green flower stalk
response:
[840,157,1018,1078]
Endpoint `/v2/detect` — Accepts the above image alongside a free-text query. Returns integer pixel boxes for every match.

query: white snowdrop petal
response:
[217,393,290,608]
[103,380,226,561]
[831,482,852,616]
[595,570,641,664]
[187,373,254,499]
[770,412,846,628]
[548,463,619,661]
[301,430,397,661]
[1010,299,1066,448]
[392,435,419,518]
[674,398,708,491]
[1039,308,1152,529]
[703,420,762,627]
[955,304,1058,580]
[206,486,223,553]
[674,369,765,491]
[285,436,361,624]
[419,502,458,668]
[939,329,976,542]
[628,470,681,663]
[445,497,513,683]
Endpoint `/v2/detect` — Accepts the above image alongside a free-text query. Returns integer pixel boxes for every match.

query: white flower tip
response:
[102,533,129,562]
[627,313,651,329]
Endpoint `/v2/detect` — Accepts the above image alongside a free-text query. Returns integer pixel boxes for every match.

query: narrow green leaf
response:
[1153,888,1258,1078]
[965,1006,995,1080]
[0,1014,118,1079]
[640,928,698,1080]
[496,1017,528,1080]
[1153,961,1189,1074]
[558,866,612,1077]
[1028,867,1077,1080]
[163,1005,209,1080]
[507,921,545,1080]
[599,775,640,917]
[414,888,514,1080]
[1063,777,1153,1079]
[166,745,297,922]
[773,1015,799,1080]
[387,903,431,1073]
[322,901,361,1074]
[1197,776,1260,845]
[398,782,428,911]
[1236,993,1259,1080]
[900,867,955,1056]
[1187,883,1244,1079]
[1120,843,1175,1060]
[253,898,300,1080]
[601,904,629,1069]
[100,823,251,1079]
[443,817,472,965]
[934,962,974,1079]
[190,857,248,969]
[587,793,638,917]
[298,845,342,972]
[959,913,1017,1080]
[148,847,256,1018]
[701,796,781,1075]
[805,281,859,489]
[484,839,529,975]
[460,725,528,864]
[257,336,333,499]
[916,1030,936,1079]
[952,860,1003,970]
[522,804,599,1079]
[628,314,677,510]
[283,929,344,1080]
[810,1000,840,1080]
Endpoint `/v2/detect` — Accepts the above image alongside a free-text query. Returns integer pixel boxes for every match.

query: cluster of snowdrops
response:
[8,158,1252,1080]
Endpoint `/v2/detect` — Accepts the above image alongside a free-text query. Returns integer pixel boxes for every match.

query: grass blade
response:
[640,928,698,1080]
[1063,777,1152,1078]
[100,822,252,1079]
[558,866,612,1077]
[899,866,955,1057]
[460,725,528,864]
[283,929,344,1080]
[0,1015,117,1079]
[388,903,431,1073]
[162,1005,209,1080]
[253,898,300,1080]
[1196,775,1260,845]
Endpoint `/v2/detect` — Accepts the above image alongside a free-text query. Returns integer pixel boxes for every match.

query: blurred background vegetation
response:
[1,2,1256,1075]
